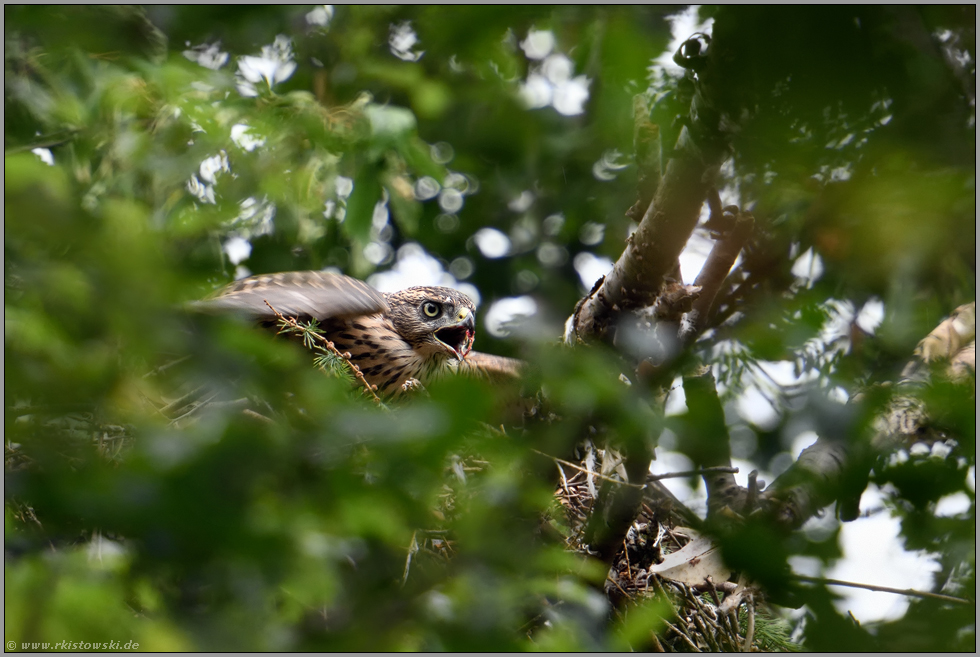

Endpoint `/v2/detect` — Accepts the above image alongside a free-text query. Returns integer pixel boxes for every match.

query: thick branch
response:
[760,438,851,529]
[571,144,722,342]
[567,42,734,343]
[681,367,744,515]
[583,439,654,564]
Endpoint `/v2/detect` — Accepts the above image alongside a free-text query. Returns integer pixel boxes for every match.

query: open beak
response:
[434,311,475,361]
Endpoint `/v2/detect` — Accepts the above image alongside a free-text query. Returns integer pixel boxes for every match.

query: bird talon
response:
[401,378,427,395]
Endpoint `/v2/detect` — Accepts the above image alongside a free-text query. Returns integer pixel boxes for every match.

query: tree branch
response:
[583,439,653,564]
[566,37,734,345]
[760,302,976,529]
[681,367,746,516]
[679,209,755,345]
[793,575,974,606]
[568,35,743,568]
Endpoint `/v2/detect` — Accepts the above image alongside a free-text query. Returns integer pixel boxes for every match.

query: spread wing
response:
[458,350,525,380]
[189,271,389,321]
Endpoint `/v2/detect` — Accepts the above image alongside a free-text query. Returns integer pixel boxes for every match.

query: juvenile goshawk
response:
[193,271,522,395]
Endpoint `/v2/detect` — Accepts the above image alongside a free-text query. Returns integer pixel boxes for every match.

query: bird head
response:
[386,287,476,361]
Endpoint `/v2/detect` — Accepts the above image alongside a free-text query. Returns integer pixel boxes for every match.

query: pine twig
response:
[263,300,382,404]
[664,619,701,652]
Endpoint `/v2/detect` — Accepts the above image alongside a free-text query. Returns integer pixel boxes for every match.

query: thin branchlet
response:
[263,300,382,405]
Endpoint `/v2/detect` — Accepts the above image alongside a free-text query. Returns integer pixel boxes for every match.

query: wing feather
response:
[190,271,389,321]
[458,351,524,380]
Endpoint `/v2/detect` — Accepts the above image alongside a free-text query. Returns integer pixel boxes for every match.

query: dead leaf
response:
[649,528,732,586]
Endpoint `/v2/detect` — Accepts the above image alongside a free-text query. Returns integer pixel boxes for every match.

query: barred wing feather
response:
[190,271,389,321]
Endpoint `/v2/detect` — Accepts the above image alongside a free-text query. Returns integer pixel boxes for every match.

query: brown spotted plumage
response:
[194,271,523,396]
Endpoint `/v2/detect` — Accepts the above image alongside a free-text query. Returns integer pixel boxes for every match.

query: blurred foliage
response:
[5,5,975,651]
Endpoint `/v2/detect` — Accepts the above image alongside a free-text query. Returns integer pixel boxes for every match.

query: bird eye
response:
[422,301,441,318]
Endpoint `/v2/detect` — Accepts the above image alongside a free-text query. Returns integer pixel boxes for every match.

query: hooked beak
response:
[434,308,475,360]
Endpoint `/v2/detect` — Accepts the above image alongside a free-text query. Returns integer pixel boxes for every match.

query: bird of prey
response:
[192,271,523,396]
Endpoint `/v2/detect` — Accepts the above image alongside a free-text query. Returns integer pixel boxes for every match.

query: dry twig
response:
[793,574,973,606]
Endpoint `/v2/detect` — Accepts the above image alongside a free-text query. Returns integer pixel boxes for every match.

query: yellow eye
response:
[422,302,440,318]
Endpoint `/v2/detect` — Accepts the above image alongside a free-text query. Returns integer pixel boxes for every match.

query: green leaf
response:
[343,160,383,244]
